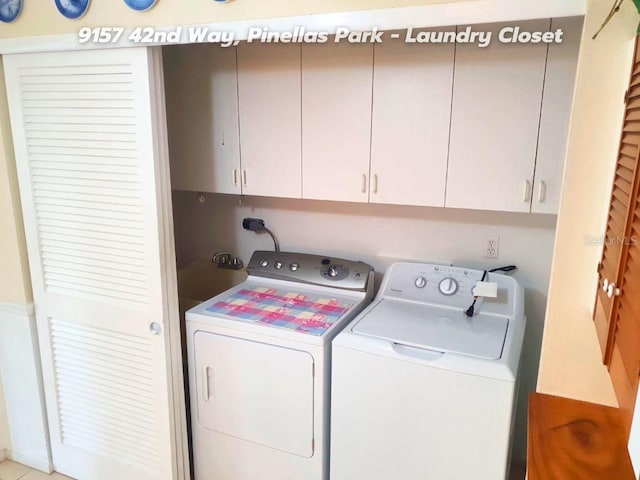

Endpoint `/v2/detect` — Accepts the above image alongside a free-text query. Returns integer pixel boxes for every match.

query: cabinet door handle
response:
[537,181,547,203]
[202,366,211,402]
[373,174,378,194]
[522,180,532,202]
[233,169,238,186]
[361,174,367,194]
[242,170,248,187]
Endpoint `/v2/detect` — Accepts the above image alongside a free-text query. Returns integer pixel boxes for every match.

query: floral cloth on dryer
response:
[205,287,354,335]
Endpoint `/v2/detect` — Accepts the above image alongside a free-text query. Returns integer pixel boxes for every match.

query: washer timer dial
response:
[415,276,427,288]
[438,277,459,296]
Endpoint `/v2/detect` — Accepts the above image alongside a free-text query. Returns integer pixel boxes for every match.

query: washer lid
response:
[352,299,509,360]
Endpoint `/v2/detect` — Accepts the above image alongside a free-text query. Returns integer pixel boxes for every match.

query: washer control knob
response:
[415,276,427,289]
[327,266,339,278]
[289,263,299,272]
[438,277,459,296]
[274,261,284,270]
[260,259,269,268]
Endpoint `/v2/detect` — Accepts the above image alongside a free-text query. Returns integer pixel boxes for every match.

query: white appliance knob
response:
[438,277,458,296]
[275,261,284,269]
[260,259,269,267]
[290,263,300,271]
[415,276,427,288]
[327,267,339,278]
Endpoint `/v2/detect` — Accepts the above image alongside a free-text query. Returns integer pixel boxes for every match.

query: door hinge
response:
[624,89,630,104]
[597,262,603,272]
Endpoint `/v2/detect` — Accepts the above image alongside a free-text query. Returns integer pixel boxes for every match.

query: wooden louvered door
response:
[3,48,185,479]
[593,36,640,432]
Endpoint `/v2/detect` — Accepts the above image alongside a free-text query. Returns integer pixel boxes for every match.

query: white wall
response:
[172,191,557,461]
[0,371,9,460]
[0,304,52,472]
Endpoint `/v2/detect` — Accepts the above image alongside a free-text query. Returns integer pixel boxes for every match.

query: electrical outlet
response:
[484,235,500,259]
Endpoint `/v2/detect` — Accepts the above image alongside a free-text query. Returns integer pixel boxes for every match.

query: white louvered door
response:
[3,48,186,480]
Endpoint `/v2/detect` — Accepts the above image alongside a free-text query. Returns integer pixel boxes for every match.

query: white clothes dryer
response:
[186,251,374,480]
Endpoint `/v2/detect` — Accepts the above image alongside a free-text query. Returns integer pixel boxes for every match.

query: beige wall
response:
[0,60,31,306]
[537,0,638,404]
[0,57,31,462]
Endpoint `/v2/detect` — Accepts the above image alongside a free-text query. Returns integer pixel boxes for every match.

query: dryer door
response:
[193,332,315,457]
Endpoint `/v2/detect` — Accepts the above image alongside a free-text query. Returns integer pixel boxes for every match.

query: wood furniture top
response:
[528,392,636,480]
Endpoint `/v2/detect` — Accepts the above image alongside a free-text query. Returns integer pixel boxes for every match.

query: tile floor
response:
[0,458,526,480]
[0,461,72,480]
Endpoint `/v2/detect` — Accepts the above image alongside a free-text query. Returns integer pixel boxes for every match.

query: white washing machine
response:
[186,251,374,480]
[330,262,525,480]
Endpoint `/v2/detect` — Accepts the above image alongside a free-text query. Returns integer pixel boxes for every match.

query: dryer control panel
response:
[247,250,374,292]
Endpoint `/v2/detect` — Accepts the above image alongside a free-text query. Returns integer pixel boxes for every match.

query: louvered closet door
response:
[593,40,640,365]
[4,48,183,480]
[609,208,640,431]
[597,37,640,432]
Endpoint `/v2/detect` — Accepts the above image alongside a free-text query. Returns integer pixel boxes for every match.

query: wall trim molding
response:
[0,301,34,317]
[0,0,586,54]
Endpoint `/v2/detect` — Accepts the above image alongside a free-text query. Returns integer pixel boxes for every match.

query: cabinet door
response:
[237,43,302,198]
[446,20,549,212]
[370,31,454,207]
[532,17,583,214]
[302,42,373,202]
[594,39,640,364]
[4,48,186,480]
[164,45,241,194]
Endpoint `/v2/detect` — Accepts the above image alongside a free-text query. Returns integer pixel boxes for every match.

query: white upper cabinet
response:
[164,18,581,213]
[370,30,454,207]
[237,42,302,198]
[532,16,583,214]
[446,20,550,212]
[302,41,373,202]
[164,45,241,194]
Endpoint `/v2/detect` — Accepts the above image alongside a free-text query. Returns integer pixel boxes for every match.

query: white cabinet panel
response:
[446,20,550,212]
[164,45,241,194]
[194,332,314,458]
[302,42,373,202]
[532,17,583,214]
[238,43,302,198]
[370,31,454,207]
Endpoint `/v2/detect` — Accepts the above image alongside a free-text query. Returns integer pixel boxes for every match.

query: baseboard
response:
[8,450,52,473]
